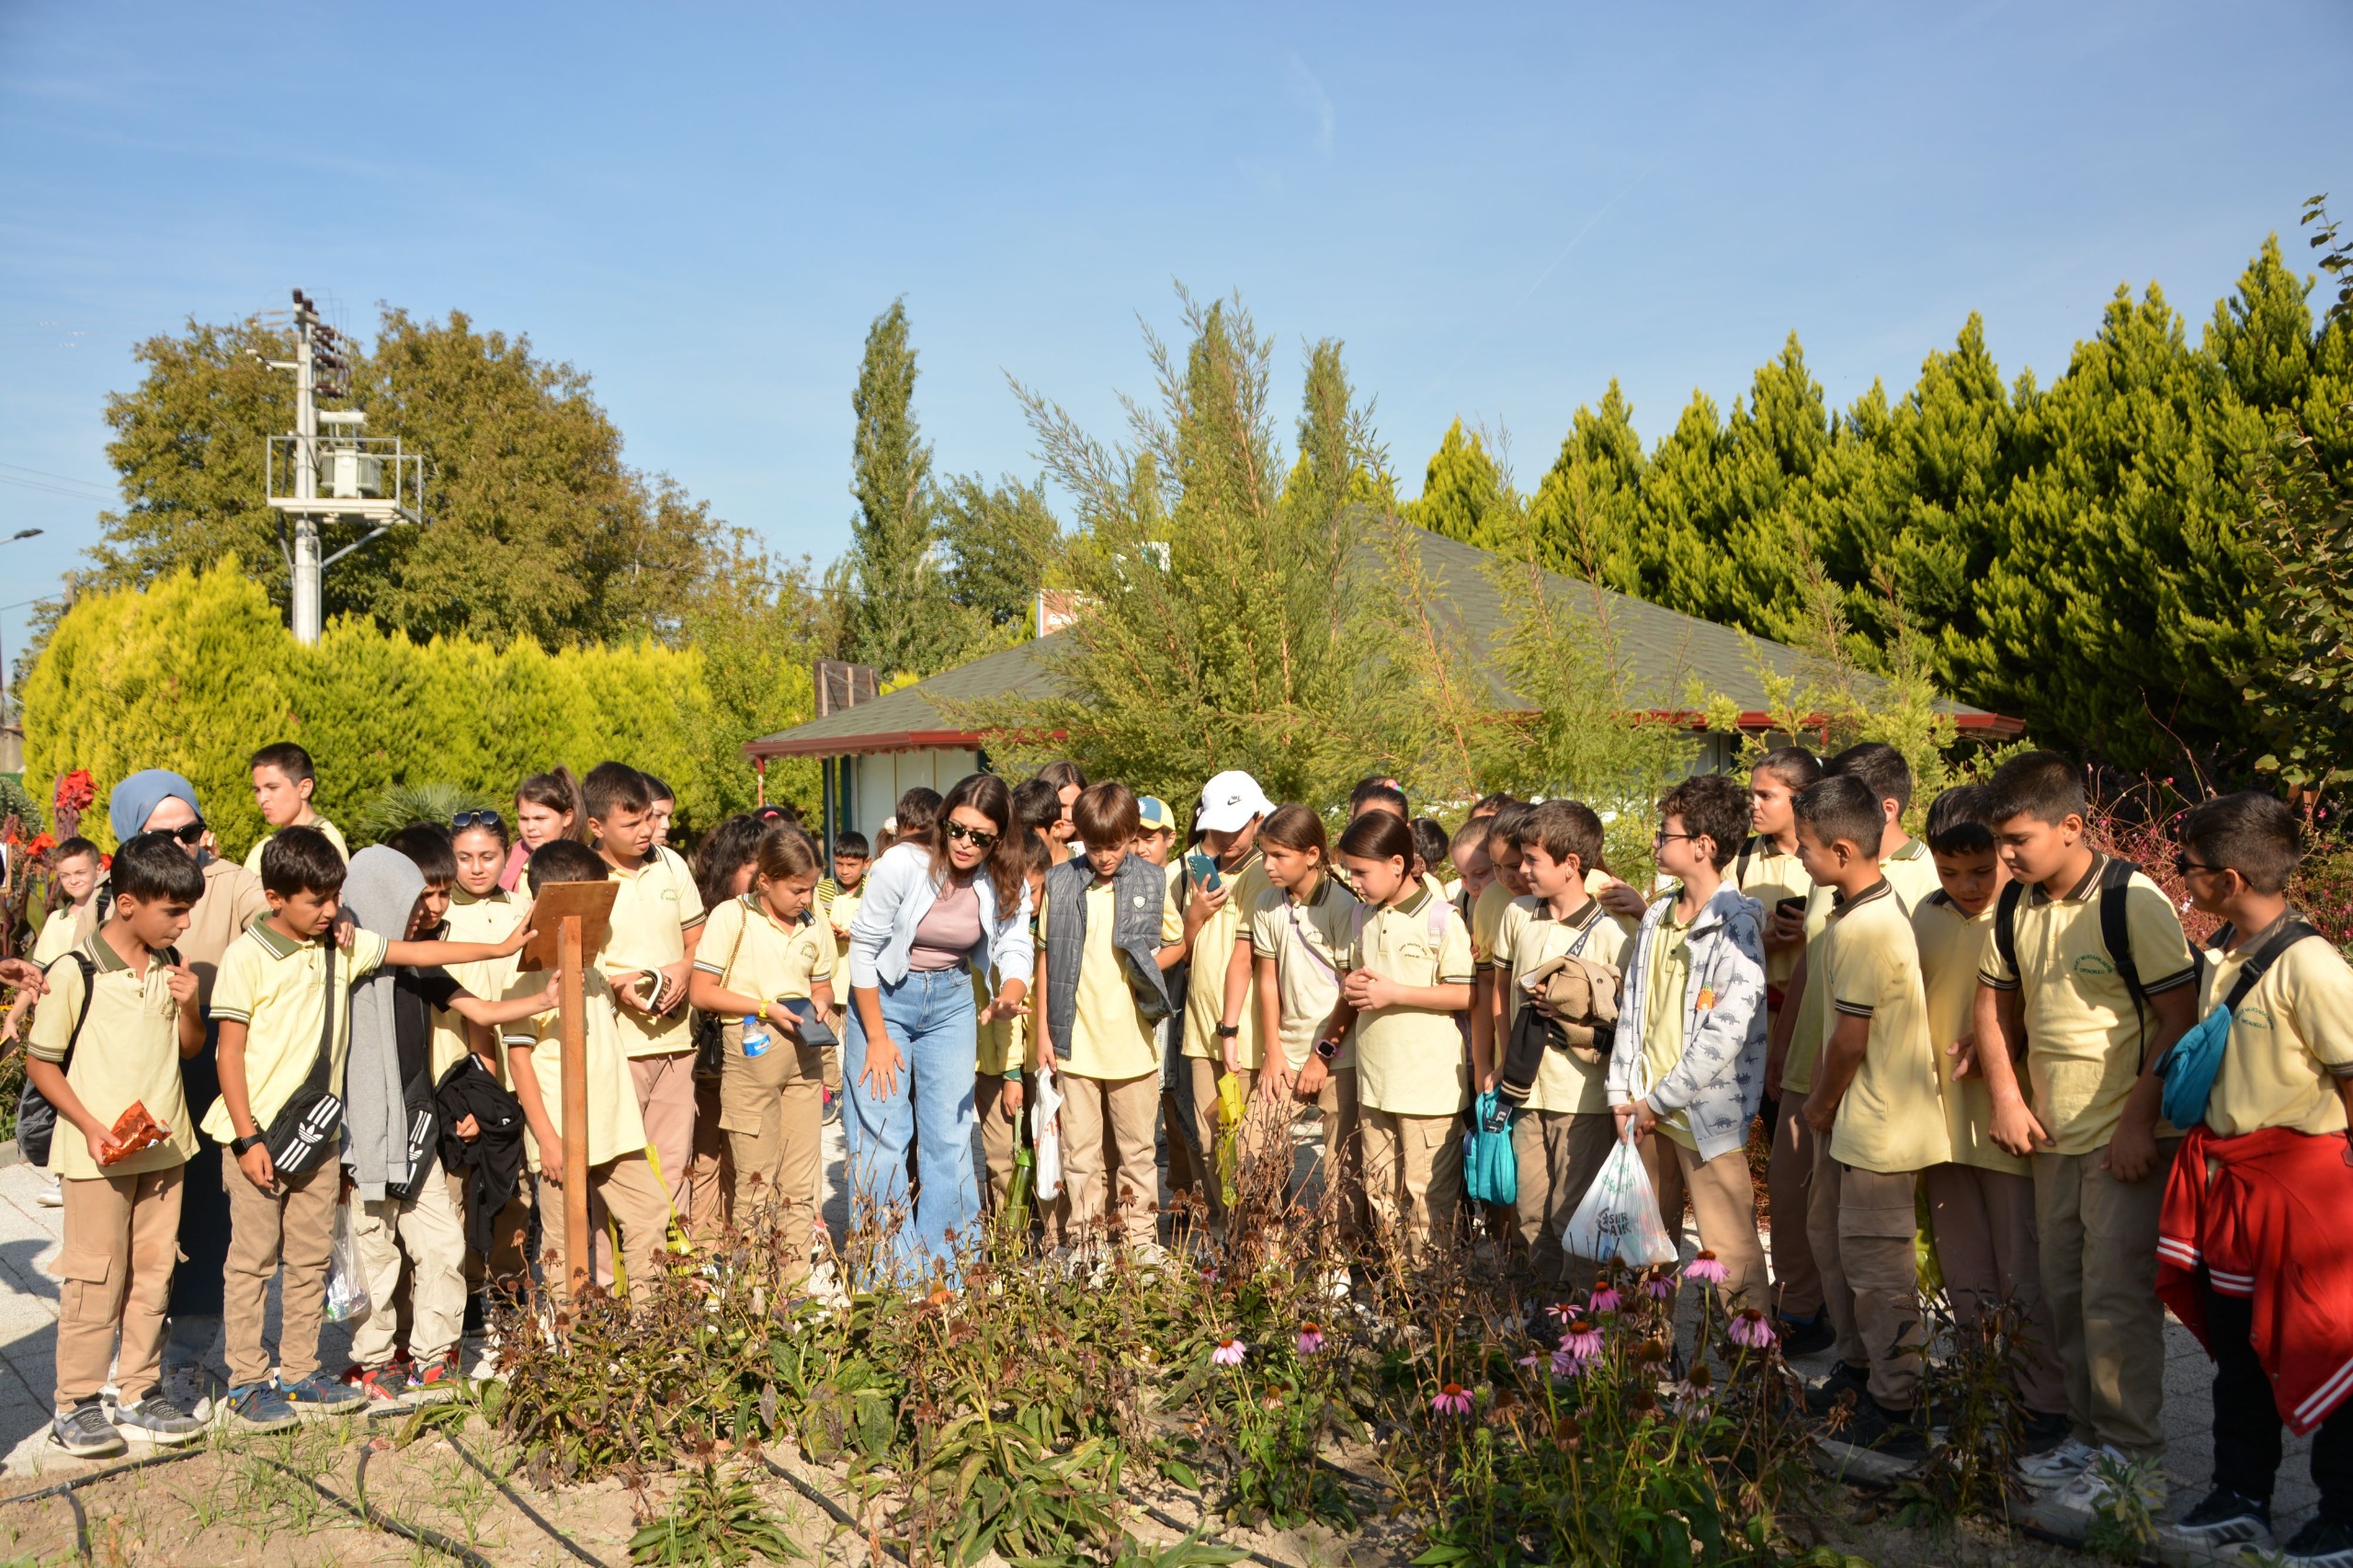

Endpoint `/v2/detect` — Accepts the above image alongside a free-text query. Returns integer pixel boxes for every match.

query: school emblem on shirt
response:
[2074,953,2115,977]
[2238,1006,2273,1031]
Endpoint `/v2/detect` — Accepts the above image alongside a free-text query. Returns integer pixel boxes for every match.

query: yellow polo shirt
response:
[1734,835,1812,998]
[28,937,198,1179]
[1040,876,1182,1082]
[203,922,389,1142]
[1347,888,1475,1116]
[1248,875,1360,1071]
[432,889,525,1082]
[1821,883,1951,1174]
[1640,906,1696,1149]
[29,907,88,967]
[598,846,707,1058]
[1182,851,1271,1070]
[243,815,350,875]
[1914,893,2024,1176]
[2198,921,2353,1137]
[1785,838,1941,1095]
[1494,893,1636,1114]
[1471,880,1515,969]
[1978,854,2197,1154]
[695,894,834,1007]
[505,969,649,1172]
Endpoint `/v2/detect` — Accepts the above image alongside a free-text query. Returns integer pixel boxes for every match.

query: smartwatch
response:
[231,1131,267,1156]
[1215,1023,1240,1040]
[1313,1037,1341,1062]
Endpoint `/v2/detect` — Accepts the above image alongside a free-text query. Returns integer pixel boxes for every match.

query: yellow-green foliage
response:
[23,562,785,855]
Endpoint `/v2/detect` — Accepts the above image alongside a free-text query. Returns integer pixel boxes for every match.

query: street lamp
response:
[1,529,40,544]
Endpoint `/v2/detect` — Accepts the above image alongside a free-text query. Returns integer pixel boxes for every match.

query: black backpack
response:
[1991,857,2147,1046]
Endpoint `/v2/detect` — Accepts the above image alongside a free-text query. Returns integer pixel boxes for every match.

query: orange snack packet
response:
[97,1102,168,1166]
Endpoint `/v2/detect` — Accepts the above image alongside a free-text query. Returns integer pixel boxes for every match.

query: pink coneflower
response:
[1431,1383,1473,1416]
[1683,1250,1728,1287]
[1588,1279,1624,1313]
[1544,1301,1574,1324]
[1296,1323,1325,1356]
[1550,1344,1591,1379]
[1211,1338,1247,1367]
[1642,1269,1676,1301]
[1560,1318,1603,1359]
[1517,1351,1545,1371]
[1728,1307,1777,1349]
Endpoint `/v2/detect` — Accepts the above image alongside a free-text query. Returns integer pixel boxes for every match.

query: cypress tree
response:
[845,299,951,679]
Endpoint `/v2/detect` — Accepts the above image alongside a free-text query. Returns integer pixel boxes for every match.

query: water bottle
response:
[741,1013,771,1059]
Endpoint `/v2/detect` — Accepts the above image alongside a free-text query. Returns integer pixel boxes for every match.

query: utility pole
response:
[263,289,423,645]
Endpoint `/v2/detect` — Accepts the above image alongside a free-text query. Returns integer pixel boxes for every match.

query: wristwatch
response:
[1313,1037,1341,1062]
[231,1131,267,1156]
[1215,1023,1240,1040]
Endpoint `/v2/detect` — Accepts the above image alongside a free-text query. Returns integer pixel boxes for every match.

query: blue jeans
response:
[845,968,978,1286]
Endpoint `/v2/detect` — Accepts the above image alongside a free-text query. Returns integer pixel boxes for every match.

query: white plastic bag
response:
[1032,1061,1064,1203]
[324,1201,372,1324]
[1561,1127,1678,1267]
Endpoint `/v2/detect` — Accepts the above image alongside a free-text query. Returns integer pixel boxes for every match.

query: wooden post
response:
[559,914,591,1301]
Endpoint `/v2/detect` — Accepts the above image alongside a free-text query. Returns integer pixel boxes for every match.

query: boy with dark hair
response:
[641,772,676,849]
[1013,778,1069,865]
[31,833,208,1455]
[2155,791,2353,1564]
[1914,786,2067,1449]
[1493,799,1636,1292]
[243,743,347,873]
[584,760,707,1228]
[1963,750,2198,1502]
[1608,773,1769,1308]
[819,831,872,946]
[505,839,675,1301]
[1032,782,1185,1256]
[1793,775,1950,1460]
[207,826,530,1430]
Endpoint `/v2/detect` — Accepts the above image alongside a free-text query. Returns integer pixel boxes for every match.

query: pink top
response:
[498,842,531,892]
[907,878,982,971]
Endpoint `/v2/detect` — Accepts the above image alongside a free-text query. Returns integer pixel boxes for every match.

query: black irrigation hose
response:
[260,1452,495,1568]
[758,1452,912,1565]
[440,1429,610,1568]
[0,1442,208,1562]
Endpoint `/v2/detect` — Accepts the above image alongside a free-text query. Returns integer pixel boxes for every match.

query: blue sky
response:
[3,0,2347,682]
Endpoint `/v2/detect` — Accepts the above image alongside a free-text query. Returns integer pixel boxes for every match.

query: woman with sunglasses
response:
[841,773,1033,1287]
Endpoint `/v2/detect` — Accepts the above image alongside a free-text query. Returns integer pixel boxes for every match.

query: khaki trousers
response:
[631,1051,698,1218]
[1807,1139,1924,1408]
[1302,1064,1363,1240]
[538,1152,672,1303]
[1924,1161,2065,1416]
[718,1023,823,1286]
[975,1073,1021,1217]
[1058,1070,1161,1251]
[55,1165,183,1408]
[1359,1108,1463,1263]
[352,1161,467,1368]
[448,1168,532,1293]
[1514,1109,1616,1290]
[688,1074,733,1249]
[1767,1097,1824,1321]
[2034,1141,2177,1455]
[222,1147,337,1387]
[1639,1132,1769,1310]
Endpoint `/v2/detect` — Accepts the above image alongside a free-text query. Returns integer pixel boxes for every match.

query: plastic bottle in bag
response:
[324,1202,373,1324]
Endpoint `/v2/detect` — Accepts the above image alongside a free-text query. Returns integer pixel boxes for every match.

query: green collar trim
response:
[248,922,310,960]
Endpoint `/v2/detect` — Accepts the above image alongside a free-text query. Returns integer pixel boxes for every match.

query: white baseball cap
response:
[1194,770,1273,835]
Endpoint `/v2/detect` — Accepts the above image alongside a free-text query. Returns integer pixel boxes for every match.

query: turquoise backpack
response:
[2158,917,2318,1130]
[1463,1090,1517,1205]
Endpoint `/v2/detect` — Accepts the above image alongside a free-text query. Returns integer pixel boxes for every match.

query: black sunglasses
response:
[944,821,1000,851]
[2173,855,2224,878]
[450,810,506,832]
[170,820,207,846]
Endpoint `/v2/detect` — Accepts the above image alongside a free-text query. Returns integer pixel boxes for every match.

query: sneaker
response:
[162,1362,222,1424]
[2165,1486,2273,1551]
[36,1176,64,1209]
[347,1366,409,1409]
[281,1372,366,1414]
[404,1353,462,1404]
[1779,1312,1836,1358]
[225,1381,300,1433]
[1834,1398,1929,1463]
[2052,1448,2167,1515]
[2279,1516,2353,1567]
[2018,1435,2101,1489]
[1803,1360,1873,1417]
[112,1392,204,1446]
[51,1399,125,1458]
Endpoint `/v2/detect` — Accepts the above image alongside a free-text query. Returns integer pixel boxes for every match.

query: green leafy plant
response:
[2078,1451,2165,1564]
[349,779,499,846]
[629,1460,802,1564]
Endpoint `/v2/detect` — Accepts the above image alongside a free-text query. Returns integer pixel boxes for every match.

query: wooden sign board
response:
[516,880,618,972]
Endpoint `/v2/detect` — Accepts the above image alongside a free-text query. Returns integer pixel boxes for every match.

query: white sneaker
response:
[37,1177,63,1209]
[1320,1267,1352,1302]
[2052,1448,2166,1515]
[2018,1435,2099,1489]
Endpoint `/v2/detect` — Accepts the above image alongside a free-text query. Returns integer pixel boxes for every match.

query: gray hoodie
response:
[341,846,425,1201]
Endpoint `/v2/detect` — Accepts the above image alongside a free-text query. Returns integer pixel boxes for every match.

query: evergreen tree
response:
[1403,420,1514,549]
[1522,382,1645,593]
[937,472,1058,636]
[845,299,952,679]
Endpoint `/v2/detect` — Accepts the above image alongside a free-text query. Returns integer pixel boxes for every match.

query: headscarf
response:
[108,769,199,844]
[341,846,426,1200]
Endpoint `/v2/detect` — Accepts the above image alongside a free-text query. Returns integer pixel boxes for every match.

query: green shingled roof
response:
[747,520,2010,759]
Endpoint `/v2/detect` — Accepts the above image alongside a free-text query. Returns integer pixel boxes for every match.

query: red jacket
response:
[2157,1123,2353,1436]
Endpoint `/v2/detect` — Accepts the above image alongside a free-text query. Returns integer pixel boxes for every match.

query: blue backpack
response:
[1464,1089,1517,1205]
[2158,918,2319,1130]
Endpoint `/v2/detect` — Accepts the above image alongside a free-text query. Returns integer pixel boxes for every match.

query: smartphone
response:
[783,996,838,1049]
[1186,852,1222,893]
[1775,896,1806,921]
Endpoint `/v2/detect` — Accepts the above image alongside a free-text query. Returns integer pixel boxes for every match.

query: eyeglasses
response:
[1653,830,1696,847]
[170,820,207,846]
[450,810,506,832]
[2173,856,2223,878]
[944,821,1000,851]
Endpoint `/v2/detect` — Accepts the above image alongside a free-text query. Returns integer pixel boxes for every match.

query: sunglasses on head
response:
[450,809,506,832]
[944,821,999,851]
[170,820,207,846]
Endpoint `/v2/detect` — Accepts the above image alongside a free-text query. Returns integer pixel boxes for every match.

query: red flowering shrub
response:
[2088,793,2353,951]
